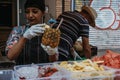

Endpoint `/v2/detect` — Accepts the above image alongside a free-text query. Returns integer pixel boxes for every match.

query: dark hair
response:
[24,0,45,12]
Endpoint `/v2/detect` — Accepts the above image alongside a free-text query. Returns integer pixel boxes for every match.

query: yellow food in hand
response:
[42,28,61,48]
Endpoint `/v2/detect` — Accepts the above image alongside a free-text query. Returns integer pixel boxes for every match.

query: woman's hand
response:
[41,44,59,62]
[23,24,45,39]
[41,44,58,55]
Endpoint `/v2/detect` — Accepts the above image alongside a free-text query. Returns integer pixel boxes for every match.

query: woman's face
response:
[25,7,44,25]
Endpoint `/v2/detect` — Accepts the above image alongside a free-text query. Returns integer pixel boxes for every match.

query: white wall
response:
[45,0,56,23]
[89,27,120,49]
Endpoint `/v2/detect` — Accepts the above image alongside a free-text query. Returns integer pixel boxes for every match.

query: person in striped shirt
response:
[52,6,97,60]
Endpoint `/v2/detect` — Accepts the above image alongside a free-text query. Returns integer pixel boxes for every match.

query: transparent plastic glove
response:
[41,44,58,55]
[73,50,82,60]
[71,48,82,60]
[23,24,45,39]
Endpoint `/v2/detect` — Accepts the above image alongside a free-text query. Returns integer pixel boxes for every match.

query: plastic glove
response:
[41,44,58,55]
[73,50,82,60]
[71,48,82,60]
[23,24,45,39]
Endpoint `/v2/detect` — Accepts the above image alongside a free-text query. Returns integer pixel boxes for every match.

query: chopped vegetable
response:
[92,50,120,69]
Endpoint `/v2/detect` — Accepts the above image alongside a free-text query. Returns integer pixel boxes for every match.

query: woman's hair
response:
[24,0,45,12]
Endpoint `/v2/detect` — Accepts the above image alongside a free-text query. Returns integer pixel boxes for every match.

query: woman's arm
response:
[49,54,58,62]
[7,37,27,60]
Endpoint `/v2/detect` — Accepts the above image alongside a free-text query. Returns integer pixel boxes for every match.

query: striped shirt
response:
[52,10,89,60]
[5,25,49,65]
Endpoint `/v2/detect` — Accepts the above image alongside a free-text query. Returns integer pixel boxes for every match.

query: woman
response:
[5,0,55,65]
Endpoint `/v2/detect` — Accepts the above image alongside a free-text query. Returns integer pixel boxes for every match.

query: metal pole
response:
[17,0,20,26]
[62,0,65,13]
[84,0,86,6]
[71,0,75,11]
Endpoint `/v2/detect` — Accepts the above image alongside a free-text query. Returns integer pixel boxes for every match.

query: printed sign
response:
[90,0,120,30]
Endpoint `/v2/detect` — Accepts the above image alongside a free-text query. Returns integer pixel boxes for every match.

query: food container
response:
[0,70,13,80]
[103,67,120,80]
[13,63,70,80]
[71,70,114,80]
[112,69,120,80]
[54,60,115,80]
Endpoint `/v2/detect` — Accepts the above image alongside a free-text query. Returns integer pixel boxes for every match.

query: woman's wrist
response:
[49,53,59,62]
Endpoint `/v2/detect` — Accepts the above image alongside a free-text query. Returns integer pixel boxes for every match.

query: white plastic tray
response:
[13,63,70,80]
[54,60,116,80]
[0,70,13,80]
